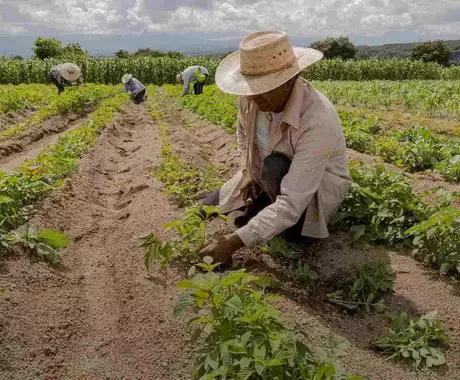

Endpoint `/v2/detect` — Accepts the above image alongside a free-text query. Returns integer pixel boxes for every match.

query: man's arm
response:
[124,83,130,94]
[236,129,337,248]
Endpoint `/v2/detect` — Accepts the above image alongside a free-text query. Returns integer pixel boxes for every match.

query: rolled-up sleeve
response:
[236,128,338,248]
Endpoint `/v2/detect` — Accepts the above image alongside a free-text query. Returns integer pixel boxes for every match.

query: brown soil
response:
[0,94,459,380]
[0,109,35,133]
[0,109,93,162]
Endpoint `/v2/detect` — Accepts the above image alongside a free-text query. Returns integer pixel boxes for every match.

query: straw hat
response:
[216,31,323,96]
[175,74,181,83]
[122,74,133,84]
[59,63,81,82]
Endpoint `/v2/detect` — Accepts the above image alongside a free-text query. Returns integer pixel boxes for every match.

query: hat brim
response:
[216,47,323,96]
[60,64,81,82]
[122,74,133,84]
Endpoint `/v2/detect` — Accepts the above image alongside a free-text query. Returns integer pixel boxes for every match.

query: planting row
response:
[160,85,460,278]
[2,57,460,85]
[0,84,122,139]
[0,92,129,262]
[0,84,58,115]
[164,84,460,181]
[146,87,450,377]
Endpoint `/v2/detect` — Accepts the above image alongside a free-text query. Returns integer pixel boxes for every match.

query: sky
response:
[0,0,459,50]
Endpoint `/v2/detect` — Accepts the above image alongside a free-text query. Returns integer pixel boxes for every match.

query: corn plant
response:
[374,311,449,368]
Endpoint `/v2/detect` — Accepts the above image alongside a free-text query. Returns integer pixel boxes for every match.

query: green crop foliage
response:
[0,84,58,114]
[406,209,460,276]
[328,261,395,313]
[148,86,225,206]
[175,258,362,380]
[1,84,121,140]
[1,226,70,264]
[374,311,449,368]
[1,57,460,85]
[141,206,224,270]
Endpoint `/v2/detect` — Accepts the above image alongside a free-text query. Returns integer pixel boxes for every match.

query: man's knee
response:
[260,153,292,201]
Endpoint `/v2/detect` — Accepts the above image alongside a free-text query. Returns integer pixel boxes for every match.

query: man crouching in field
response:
[199,30,352,264]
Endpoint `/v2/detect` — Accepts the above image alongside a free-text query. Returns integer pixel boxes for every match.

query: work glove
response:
[199,233,245,265]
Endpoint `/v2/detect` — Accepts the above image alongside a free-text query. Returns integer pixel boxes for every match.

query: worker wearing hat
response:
[176,66,209,96]
[122,74,146,104]
[199,30,352,263]
[49,63,82,95]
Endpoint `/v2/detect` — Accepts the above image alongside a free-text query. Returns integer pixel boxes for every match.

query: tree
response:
[310,37,357,60]
[12,55,23,60]
[115,49,130,58]
[410,40,452,66]
[62,42,87,57]
[33,37,62,60]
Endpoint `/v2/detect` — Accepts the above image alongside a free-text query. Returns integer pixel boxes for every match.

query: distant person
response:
[49,63,82,95]
[122,74,146,104]
[176,66,209,96]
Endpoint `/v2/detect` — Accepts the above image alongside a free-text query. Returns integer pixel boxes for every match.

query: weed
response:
[374,311,449,368]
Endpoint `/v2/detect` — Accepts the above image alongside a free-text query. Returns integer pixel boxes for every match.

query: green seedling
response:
[328,261,395,313]
[374,311,449,368]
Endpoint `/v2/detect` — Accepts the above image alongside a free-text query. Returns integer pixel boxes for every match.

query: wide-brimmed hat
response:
[216,31,323,96]
[59,63,81,82]
[122,74,133,84]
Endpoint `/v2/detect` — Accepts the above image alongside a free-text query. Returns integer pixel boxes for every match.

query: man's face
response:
[248,76,297,113]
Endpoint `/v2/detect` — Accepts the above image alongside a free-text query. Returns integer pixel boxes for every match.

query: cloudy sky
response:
[0,0,459,41]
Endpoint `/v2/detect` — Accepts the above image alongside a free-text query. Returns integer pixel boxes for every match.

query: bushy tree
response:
[33,37,62,60]
[410,40,452,66]
[310,37,357,60]
[115,49,130,58]
[62,42,87,57]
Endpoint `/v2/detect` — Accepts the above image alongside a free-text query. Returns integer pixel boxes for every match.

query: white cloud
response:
[0,0,458,38]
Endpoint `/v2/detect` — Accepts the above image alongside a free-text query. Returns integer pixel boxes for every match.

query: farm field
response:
[0,79,459,380]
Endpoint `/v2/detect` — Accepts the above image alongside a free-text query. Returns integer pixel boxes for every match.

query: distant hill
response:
[358,40,460,59]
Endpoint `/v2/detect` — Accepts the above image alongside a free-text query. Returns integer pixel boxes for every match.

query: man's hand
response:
[199,233,245,264]
[241,181,261,207]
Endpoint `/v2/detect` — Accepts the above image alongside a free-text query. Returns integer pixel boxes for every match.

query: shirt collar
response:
[280,77,306,130]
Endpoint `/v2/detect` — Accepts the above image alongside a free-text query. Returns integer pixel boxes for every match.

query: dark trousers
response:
[203,153,307,242]
[49,74,65,95]
[193,75,207,95]
[133,89,146,104]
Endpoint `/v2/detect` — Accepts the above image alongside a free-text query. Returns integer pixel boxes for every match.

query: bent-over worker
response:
[49,63,82,95]
[176,66,209,96]
[122,74,146,104]
[199,30,352,264]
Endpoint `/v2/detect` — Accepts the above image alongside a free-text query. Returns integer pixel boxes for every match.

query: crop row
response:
[164,84,460,181]
[0,92,129,261]
[146,86,363,379]
[0,84,122,139]
[0,84,58,115]
[2,57,460,85]
[162,85,460,277]
[340,111,460,182]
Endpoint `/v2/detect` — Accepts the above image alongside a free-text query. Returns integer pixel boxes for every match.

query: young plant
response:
[141,206,224,270]
[328,261,395,313]
[263,236,302,259]
[374,311,449,368]
[3,227,70,265]
[174,258,362,380]
[405,209,460,276]
[288,261,319,285]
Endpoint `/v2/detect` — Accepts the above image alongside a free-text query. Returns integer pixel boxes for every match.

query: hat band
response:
[240,55,297,77]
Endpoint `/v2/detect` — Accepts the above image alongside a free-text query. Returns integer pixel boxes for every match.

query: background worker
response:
[122,74,146,104]
[199,31,352,264]
[176,66,209,96]
[49,63,82,95]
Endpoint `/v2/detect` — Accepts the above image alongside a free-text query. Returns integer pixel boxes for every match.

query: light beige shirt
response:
[219,78,352,248]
